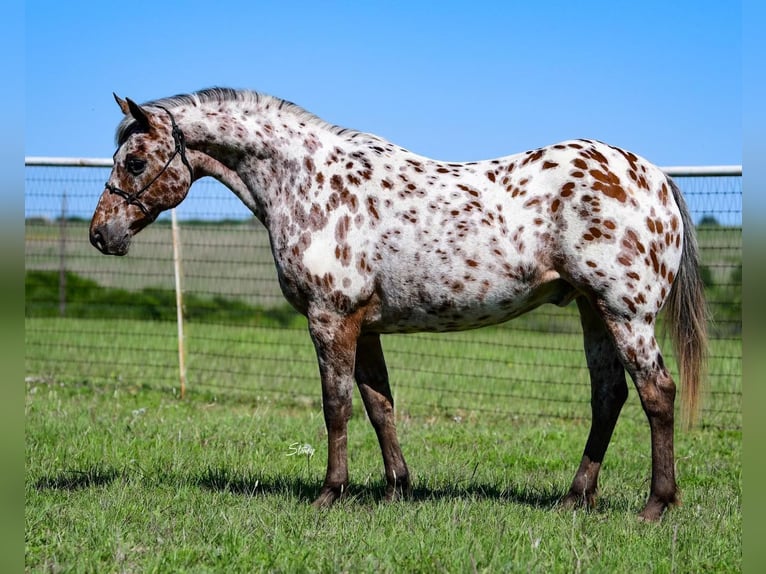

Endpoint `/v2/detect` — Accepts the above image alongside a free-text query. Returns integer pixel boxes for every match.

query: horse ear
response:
[125,97,152,131]
[113,93,131,115]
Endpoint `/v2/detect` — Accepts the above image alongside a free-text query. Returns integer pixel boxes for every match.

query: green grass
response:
[26,318,741,572]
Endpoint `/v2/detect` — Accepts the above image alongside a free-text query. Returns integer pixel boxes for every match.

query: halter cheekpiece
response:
[105,106,194,217]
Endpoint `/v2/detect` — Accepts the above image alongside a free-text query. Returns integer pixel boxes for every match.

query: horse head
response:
[89,94,194,255]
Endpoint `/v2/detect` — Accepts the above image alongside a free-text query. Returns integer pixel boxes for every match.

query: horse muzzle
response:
[89,221,132,256]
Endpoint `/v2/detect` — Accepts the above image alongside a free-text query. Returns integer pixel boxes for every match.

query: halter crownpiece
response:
[105,106,194,217]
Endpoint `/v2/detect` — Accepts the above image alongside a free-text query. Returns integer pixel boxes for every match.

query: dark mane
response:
[115,87,363,145]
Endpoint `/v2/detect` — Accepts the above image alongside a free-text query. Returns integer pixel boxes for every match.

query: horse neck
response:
[179,99,337,226]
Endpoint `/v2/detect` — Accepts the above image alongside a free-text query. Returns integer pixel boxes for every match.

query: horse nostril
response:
[90,227,106,252]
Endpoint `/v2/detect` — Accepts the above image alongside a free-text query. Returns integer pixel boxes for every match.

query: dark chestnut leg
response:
[602,310,680,521]
[355,333,410,500]
[563,297,628,509]
[308,308,360,508]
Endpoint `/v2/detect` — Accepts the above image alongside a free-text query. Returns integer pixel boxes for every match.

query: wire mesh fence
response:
[25,161,741,430]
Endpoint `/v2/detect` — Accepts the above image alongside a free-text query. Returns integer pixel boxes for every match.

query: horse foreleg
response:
[355,333,411,501]
[308,309,360,508]
[563,297,628,510]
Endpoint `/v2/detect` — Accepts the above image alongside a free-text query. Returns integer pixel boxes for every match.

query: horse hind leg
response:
[600,307,679,521]
[562,296,629,510]
[354,333,411,500]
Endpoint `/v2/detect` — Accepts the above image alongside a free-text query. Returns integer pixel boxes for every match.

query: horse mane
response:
[115,87,364,145]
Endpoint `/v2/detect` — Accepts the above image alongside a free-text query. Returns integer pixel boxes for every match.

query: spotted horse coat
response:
[90,88,707,521]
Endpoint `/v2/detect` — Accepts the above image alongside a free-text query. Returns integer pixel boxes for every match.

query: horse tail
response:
[665,176,709,429]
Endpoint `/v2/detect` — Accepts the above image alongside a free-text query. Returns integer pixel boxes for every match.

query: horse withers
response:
[90,89,707,521]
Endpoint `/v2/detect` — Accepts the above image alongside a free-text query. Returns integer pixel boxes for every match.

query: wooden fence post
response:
[171,208,187,398]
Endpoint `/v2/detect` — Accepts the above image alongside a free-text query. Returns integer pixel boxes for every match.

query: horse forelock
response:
[114,87,365,146]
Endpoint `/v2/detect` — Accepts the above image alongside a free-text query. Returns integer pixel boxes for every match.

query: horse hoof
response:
[637,507,664,522]
[312,486,344,508]
[560,490,596,510]
[384,484,412,502]
[637,492,679,522]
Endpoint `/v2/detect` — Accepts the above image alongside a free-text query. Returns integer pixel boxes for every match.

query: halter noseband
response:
[105,106,194,218]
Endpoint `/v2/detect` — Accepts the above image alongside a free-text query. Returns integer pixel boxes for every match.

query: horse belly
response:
[370,264,574,334]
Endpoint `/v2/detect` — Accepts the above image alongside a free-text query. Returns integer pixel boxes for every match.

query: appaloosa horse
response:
[90,88,707,521]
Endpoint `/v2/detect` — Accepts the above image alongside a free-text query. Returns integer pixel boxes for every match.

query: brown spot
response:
[316,172,325,185]
[624,229,646,254]
[561,182,575,197]
[622,296,637,314]
[347,173,361,187]
[466,259,479,267]
[542,161,558,170]
[590,169,627,203]
[659,183,669,205]
[335,215,350,242]
[618,255,632,266]
[586,260,598,268]
[572,158,588,170]
[649,249,660,273]
[551,198,561,213]
[524,198,541,208]
[458,184,480,197]
[584,147,609,165]
[356,252,372,274]
[486,171,496,182]
[330,174,344,192]
[308,203,327,229]
[334,244,351,266]
[521,149,545,166]
[366,197,380,220]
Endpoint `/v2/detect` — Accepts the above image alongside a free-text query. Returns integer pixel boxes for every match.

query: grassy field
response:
[25,317,741,572]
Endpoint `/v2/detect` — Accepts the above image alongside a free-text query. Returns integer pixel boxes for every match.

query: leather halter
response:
[105,106,194,218]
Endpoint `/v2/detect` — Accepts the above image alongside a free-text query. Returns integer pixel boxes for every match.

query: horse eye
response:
[126,157,147,175]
